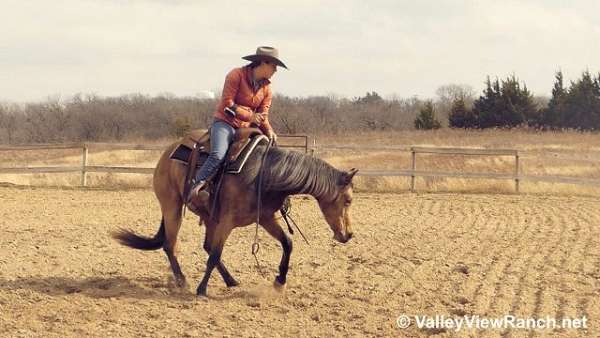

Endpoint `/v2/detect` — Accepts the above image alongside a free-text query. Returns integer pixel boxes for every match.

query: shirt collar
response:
[245,66,270,91]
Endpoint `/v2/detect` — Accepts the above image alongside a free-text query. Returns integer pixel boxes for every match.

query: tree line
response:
[0,70,598,144]
[0,92,426,143]
[418,71,600,131]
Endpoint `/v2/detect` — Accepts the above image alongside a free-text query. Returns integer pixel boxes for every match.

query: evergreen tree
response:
[449,97,477,128]
[473,75,538,128]
[414,101,441,130]
[561,71,600,129]
[542,71,567,128]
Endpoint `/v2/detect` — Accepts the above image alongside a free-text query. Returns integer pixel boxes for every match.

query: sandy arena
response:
[1,186,599,337]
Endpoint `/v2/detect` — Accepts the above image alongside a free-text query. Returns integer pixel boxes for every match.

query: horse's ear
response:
[340,168,359,186]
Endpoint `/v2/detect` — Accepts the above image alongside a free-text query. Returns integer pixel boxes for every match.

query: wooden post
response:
[81,145,88,187]
[410,148,416,192]
[303,135,308,154]
[514,153,520,193]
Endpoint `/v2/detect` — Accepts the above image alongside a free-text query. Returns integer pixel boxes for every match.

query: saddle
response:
[169,127,269,214]
[169,127,267,170]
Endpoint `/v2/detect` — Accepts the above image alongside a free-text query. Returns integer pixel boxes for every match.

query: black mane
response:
[242,145,344,202]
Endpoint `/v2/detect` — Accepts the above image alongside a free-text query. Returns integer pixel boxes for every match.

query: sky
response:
[1,0,599,102]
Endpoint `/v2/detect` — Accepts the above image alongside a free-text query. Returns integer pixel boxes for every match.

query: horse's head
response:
[318,168,358,244]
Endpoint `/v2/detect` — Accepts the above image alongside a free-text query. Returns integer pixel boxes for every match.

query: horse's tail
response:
[112,218,165,250]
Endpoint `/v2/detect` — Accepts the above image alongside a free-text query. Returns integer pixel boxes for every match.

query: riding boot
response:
[187,179,209,204]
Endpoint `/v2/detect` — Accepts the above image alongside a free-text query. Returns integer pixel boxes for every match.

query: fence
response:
[2,138,600,191]
[0,135,309,187]
[313,144,600,192]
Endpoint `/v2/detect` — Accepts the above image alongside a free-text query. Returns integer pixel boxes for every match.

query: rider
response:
[188,46,288,201]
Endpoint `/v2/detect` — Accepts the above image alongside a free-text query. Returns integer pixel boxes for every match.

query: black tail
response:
[112,218,165,250]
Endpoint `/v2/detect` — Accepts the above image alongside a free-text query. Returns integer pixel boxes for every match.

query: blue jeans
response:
[194,120,236,182]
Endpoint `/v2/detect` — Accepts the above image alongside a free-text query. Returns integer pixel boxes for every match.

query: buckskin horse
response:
[112,130,357,296]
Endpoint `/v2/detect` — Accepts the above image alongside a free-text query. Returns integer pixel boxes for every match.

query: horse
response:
[112,133,358,296]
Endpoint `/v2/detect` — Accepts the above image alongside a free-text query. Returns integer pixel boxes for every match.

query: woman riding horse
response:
[188,46,287,201]
[113,46,358,297]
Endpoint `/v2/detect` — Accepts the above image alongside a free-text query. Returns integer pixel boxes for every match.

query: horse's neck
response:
[268,149,337,201]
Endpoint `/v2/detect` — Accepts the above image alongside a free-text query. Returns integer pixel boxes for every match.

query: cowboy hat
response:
[242,46,288,69]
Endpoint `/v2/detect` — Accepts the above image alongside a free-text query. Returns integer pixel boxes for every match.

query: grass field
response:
[1,129,600,195]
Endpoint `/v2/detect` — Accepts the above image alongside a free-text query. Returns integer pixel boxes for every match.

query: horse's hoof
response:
[196,285,208,297]
[273,279,286,292]
[226,279,240,288]
[176,278,188,289]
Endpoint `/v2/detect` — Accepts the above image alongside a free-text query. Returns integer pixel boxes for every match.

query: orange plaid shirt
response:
[213,66,273,133]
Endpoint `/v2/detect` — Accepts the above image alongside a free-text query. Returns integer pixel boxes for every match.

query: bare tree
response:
[436,84,477,105]
[435,84,476,126]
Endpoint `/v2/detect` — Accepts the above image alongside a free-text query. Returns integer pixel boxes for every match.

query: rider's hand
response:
[252,113,266,125]
[266,130,277,143]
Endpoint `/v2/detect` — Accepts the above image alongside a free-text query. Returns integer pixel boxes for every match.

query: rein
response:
[252,138,310,275]
[251,138,273,277]
[280,197,309,245]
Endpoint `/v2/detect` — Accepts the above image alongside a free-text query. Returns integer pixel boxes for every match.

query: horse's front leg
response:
[261,215,293,287]
[197,224,233,297]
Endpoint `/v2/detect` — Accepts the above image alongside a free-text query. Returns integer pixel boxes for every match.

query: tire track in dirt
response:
[496,203,550,338]
[434,200,488,315]
[552,205,588,336]
[475,203,536,337]
[465,217,511,315]
[496,202,572,338]
[569,204,600,335]
[522,203,568,338]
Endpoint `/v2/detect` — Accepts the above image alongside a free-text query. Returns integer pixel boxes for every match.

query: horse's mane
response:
[242,145,344,202]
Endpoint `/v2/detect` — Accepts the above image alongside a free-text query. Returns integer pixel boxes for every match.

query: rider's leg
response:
[188,120,236,199]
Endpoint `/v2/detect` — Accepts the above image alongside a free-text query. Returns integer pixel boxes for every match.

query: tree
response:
[449,97,478,128]
[414,101,441,130]
[435,84,476,113]
[542,71,567,128]
[473,75,538,128]
[561,71,600,129]
[354,91,383,105]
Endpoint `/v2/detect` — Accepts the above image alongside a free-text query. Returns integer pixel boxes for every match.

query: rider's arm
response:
[221,68,241,109]
[257,86,273,134]
[221,69,256,122]
[234,105,255,122]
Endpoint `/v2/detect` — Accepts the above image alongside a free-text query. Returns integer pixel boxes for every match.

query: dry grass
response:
[1,129,600,195]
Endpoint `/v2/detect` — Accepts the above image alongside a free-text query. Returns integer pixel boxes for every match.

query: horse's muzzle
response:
[334,232,353,243]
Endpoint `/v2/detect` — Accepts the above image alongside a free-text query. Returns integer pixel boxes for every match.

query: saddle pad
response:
[169,135,269,173]
[225,135,269,174]
[169,144,207,167]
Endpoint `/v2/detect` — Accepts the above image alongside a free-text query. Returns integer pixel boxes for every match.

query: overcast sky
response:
[1,0,599,102]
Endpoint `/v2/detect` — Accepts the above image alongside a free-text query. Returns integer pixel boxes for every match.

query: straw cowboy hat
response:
[242,46,288,69]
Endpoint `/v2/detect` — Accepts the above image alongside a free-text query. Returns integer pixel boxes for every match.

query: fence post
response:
[410,148,416,192]
[303,135,308,154]
[81,144,88,187]
[514,152,520,193]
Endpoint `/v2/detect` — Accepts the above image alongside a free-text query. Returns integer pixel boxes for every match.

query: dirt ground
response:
[1,186,599,337]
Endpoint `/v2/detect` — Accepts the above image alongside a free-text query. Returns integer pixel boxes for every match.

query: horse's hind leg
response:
[197,223,233,296]
[159,194,187,288]
[203,222,239,287]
